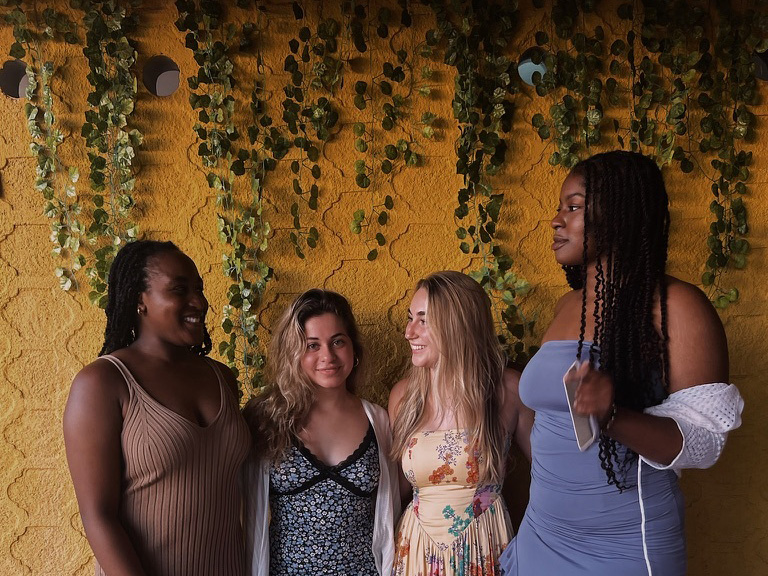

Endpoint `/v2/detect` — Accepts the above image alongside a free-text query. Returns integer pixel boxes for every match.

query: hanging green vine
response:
[528,0,607,169]
[2,2,83,290]
[347,1,422,261]
[177,0,278,393]
[281,1,341,258]
[526,0,768,308]
[80,0,142,308]
[426,0,534,363]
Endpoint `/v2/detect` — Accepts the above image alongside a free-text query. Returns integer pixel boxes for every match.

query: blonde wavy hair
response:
[243,289,364,462]
[391,271,507,484]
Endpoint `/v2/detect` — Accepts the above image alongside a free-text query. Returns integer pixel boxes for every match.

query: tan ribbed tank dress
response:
[97,355,251,576]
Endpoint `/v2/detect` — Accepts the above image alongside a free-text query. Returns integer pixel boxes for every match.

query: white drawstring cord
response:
[638,458,653,575]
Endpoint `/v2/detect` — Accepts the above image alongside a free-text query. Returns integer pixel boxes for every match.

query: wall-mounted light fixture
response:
[0,60,29,99]
[517,48,548,87]
[753,51,768,81]
[142,55,180,97]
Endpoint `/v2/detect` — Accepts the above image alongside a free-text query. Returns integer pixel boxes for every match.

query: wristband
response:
[601,403,617,434]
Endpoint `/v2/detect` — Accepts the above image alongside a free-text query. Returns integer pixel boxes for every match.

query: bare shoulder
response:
[664,276,728,389]
[502,367,522,396]
[388,377,409,421]
[69,357,127,401]
[64,358,128,430]
[665,277,725,339]
[209,358,240,398]
[553,289,581,316]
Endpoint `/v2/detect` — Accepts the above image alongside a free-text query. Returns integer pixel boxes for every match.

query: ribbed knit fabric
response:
[96,355,251,576]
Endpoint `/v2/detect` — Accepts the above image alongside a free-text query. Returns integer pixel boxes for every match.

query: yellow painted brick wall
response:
[0,1,765,574]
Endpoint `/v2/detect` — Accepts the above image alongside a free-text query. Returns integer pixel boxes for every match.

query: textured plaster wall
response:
[0,1,765,574]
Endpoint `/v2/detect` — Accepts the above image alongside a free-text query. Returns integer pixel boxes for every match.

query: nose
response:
[551,209,564,230]
[404,321,415,340]
[191,290,208,312]
[321,344,337,361]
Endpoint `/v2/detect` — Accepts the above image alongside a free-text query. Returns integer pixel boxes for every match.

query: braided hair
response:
[99,240,212,357]
[567,150,670,490]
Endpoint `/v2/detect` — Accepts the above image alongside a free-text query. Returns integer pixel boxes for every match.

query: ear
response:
[137,293,147,316]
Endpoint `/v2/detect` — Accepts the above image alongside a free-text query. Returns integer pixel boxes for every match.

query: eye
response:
[306,342,319,351]
[332,338,346,347]
[567,204,582,212]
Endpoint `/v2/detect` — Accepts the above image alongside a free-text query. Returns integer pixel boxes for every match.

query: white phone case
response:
[563,360,599,451]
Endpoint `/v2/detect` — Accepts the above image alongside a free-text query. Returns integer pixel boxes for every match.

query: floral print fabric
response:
[392,429,513,576]
[269,424,379,576]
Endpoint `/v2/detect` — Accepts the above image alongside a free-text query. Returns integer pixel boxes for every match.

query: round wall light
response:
[517,48,548,87]
[143,55,180,97]
[753,51,768,81]
[0,59,29,99]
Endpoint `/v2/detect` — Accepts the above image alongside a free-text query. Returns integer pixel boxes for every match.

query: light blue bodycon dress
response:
[500,340,686,576]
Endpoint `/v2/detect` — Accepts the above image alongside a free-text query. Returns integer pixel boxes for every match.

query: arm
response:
[501,368,533,462]
[62,361,148,576]
[387,379,413,506]
[573,279,732,466]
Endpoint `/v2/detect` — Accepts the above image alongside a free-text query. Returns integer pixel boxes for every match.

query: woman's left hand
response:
[571,362,614,427]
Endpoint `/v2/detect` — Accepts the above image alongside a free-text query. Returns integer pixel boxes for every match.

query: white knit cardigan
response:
[641,382,744,473]
[244,399,400,576]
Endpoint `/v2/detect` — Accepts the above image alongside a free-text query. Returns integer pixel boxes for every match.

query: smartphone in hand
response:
[563,360,599,451]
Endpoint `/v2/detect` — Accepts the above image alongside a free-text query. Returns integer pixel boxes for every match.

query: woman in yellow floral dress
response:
[388,271,533,575]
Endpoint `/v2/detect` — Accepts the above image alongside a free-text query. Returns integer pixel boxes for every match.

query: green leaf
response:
[10,42,25,59]
[367,249,378,261]
[384,144,398,160]
[356,173,371,188]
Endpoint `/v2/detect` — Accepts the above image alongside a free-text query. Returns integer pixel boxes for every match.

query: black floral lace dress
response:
[268,423,380,576]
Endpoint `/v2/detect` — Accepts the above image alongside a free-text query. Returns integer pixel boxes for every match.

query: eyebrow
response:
[407,310,426,316]
[306,333,347,340]
[564,192,585,201]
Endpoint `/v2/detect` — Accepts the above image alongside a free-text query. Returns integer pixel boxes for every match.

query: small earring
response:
[130,327,136,340]
[354,357,359,367]
[137,306,143,316]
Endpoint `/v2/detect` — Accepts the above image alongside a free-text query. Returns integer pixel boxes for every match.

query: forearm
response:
[603,408,683,466]
[81,514,148,576]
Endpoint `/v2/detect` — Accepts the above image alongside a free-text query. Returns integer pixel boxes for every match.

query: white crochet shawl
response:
[642,383,744,474]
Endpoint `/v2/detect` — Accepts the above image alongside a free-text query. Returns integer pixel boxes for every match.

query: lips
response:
[317,366,340,374]
[552,237,568,251]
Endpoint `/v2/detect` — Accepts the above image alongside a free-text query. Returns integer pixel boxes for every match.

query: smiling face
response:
[405,287,440,369]
[300,313,355,390]
[137,250,208,349]
[551,171,595,267]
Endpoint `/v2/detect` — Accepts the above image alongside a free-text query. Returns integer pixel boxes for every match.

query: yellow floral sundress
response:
[392,429,513,576]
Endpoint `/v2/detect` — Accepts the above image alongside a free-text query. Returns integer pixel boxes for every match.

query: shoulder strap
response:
[99,354,137,390]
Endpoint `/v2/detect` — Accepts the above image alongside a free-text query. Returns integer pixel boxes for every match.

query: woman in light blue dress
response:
[501,151,743,575]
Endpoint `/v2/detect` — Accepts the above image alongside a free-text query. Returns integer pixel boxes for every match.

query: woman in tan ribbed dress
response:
[63,240,251,576]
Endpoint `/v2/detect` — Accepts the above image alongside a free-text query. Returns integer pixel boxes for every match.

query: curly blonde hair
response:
[243,289,364,462]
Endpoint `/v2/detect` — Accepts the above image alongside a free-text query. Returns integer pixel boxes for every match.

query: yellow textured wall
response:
[0,1,766,574]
